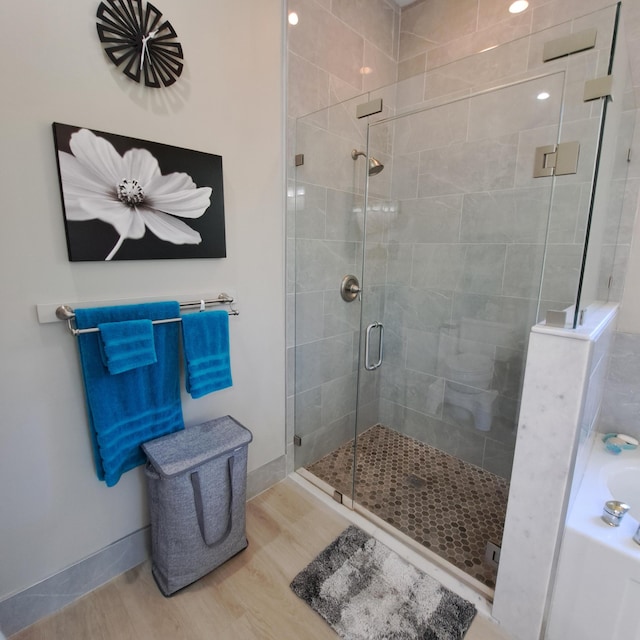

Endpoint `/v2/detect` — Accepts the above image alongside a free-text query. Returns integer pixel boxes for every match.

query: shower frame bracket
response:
[485,541,502,568]
[542,27,597,62]
[583,75,613,102]
[356,98,383,119]
[545,309,570,328]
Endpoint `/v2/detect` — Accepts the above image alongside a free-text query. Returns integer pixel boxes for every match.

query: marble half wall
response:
[492,303,618,640]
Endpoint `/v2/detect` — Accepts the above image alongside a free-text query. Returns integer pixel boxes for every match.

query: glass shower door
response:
[353,72,566,587]
[291,95,369,498]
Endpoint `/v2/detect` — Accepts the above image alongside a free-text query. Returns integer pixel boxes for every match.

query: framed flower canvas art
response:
[52,123,226,261]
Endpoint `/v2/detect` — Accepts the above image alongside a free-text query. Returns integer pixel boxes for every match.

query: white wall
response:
[619,211,640,332]
[0,0,284,600]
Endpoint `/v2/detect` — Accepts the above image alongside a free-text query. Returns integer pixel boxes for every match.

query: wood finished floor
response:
[11,479,512,639]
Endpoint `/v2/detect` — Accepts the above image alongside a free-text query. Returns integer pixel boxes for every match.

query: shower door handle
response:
[364,322,384,371]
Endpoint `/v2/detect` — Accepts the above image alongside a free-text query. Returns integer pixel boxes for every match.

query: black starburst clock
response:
[96,0,184,88]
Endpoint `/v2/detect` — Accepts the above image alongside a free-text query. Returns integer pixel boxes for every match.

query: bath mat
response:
[290,525,476,639]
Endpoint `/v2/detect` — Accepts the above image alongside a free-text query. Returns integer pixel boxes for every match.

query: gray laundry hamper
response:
[142,415,253,596]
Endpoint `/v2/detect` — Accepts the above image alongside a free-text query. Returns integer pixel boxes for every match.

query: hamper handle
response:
[190,455,235,548]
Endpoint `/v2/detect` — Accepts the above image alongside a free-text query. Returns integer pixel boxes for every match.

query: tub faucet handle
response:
[602,500,630,527]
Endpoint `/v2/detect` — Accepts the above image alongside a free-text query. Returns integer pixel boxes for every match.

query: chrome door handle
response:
[364,322,384,371]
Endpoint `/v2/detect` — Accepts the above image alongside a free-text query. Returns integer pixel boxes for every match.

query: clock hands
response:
[140,30,158,71]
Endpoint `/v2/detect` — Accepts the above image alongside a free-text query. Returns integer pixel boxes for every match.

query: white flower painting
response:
[53,123,226,261]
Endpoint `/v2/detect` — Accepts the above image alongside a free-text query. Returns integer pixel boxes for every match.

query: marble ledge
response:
[532,302,618,341]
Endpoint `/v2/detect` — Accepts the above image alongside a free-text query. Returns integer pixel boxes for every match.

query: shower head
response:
[367,156,384,176]
[351,149,384,176]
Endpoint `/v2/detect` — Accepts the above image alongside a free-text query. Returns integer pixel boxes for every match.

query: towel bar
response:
[55,294,239,336]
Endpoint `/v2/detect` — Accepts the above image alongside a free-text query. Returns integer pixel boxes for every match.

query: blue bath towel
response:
[75,302,184,486]
[181,310,233,399]
[98,319,157,374]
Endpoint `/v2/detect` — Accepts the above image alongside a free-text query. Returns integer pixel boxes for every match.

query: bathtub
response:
[546,438,640,640]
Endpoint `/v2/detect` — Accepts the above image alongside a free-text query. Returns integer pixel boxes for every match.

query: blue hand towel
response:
[181,310,233,399]
[98,319,157,374]
[75,302,184,486]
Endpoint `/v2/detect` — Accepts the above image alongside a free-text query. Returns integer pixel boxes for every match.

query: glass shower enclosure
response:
[290,4,631,592]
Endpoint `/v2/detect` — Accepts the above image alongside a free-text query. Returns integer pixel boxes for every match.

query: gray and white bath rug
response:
[290,525,476,640]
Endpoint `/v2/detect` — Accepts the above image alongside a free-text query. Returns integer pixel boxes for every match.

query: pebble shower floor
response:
[306,424,509,588]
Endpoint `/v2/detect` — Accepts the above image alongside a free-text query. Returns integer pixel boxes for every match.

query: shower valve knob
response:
[340,275,361,302]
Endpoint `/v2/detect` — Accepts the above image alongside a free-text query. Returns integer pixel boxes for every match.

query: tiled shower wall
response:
[371,15,623,478]
[286,0,640,477]
[287,0,402,471]
[601,331,640,438]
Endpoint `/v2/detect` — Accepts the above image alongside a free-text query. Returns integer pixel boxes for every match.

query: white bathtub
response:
[546,439,640,640]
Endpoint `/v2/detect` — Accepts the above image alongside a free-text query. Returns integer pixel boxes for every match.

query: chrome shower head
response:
[351,149,384,176]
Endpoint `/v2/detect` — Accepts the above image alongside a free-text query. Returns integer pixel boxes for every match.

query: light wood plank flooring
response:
[11,479,512,639]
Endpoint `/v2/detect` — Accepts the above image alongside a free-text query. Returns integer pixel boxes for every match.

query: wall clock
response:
[96,0,184,88]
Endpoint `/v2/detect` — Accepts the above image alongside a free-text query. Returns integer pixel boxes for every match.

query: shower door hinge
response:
[295,154,304,167]
[293,434,302,446]
[533,141,580,178]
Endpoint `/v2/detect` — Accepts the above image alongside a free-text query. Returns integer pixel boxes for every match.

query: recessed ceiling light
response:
[288,11,299,25]
[359,66,373,75]
[509,1,529,14]
[537,92,550,100]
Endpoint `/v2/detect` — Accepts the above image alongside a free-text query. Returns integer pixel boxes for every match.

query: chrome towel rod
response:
[56,293,239,336]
